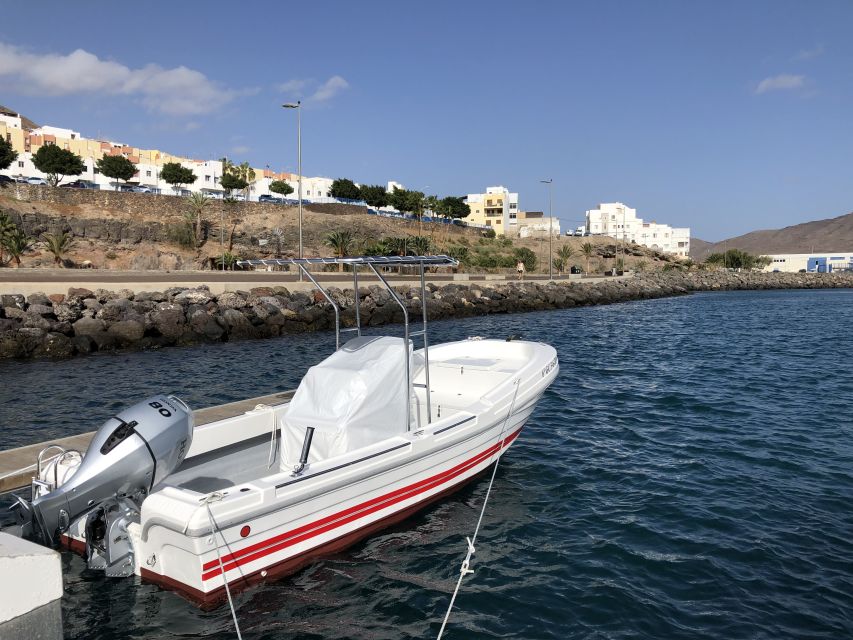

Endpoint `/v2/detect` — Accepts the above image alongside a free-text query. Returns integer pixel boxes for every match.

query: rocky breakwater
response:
[1,271,852,360]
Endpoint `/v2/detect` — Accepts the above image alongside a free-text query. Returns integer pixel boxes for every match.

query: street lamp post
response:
[282,101,302,280]
[540,179,553,280]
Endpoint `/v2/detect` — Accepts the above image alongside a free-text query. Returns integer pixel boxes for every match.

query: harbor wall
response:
[1,271,852,359]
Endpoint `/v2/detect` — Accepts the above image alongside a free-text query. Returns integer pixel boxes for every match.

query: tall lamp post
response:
[282,101,302,280]
[540,179,553,280]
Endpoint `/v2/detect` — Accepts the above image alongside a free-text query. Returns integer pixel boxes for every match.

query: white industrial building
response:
[585,202,690,257]
[762,253,853,273]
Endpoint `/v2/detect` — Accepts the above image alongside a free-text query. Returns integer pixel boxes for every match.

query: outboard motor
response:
[11,394,192,575]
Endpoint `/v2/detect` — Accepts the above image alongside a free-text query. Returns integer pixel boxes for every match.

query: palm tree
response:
[42,231,73,267]
[552,257,565,275]
[324,230,355,271]
[558,244,574,264]
[0,212,16,265]
[581,242,595,274]
[3,228,34,268]
[384,236,408,256]
[186,192,210,247]
[407,235,431,256]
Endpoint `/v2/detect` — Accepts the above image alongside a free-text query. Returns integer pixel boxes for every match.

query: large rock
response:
[216,291,248,309]
[174,289,212,305]
[96,299,133,323]
[26,293,52,307]
[107,319,145,344]
[72,316,107,337]
[66,288,94,304]
[0,294,24,309]
[149,306,185,340]
[31,332,74,358]
[52,304,81,323]
[220,308,254,339]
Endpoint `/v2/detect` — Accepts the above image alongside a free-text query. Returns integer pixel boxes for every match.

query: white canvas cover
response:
[281,336,412,471]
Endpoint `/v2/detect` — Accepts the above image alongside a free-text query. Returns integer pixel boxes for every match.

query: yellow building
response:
[463,186,518,236]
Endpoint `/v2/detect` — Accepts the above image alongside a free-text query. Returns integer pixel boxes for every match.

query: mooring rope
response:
[436,378,521,639]
[204,493,243,640]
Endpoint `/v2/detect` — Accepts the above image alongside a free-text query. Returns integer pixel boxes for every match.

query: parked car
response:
[62,179,97,189]
[259,194,283,204]
[131,185,154,193]
[26,177,47,185]
[0,175,13,185]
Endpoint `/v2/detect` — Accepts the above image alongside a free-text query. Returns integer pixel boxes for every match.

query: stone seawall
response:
[1,271,851,359]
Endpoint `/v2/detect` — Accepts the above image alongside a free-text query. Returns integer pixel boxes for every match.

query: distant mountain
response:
[690,211,853,261]
[0,105,38,131]
[689,238,712,258]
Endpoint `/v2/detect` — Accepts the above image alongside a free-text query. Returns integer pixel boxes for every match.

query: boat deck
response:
[0,390,295,494]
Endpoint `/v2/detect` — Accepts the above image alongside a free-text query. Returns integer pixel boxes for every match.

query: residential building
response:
[464,186,518,235]
[514,210,561,237]
[762,253,853,273]
[387,180,405,193]
[0,109,331,201]
[585,202,690,257]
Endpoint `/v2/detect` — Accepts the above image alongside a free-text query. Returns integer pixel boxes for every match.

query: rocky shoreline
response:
[1,271,851,359]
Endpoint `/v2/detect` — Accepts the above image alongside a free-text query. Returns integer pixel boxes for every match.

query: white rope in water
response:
[204,494,243,640]
[436,379,521,639]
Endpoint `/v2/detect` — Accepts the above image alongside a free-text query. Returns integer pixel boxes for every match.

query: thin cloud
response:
[794,44,824,61]
[0,42,238,116]
[231,145,250,154]
[309,75,349,103]
[755,74,805,95]
[276,75,350,104]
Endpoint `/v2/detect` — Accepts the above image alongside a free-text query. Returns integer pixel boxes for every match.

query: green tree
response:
[220,172,248,196]
[96,155,136,189]
[0,137,17,171]
[186,192,211,247]
[388,187,410,213]
[553,257,565,275]
[581,242,595,274]
[2,227,34,267]
[41,231,73,267]
[161,162,196,193]
[705,248,767,270]
[438,196,470,220]
[329,178,361,200]
[269,180,294,197]
[514,247,538,272]
[324,230,355,270]
[359,184,388,208]
[31,145,84,186]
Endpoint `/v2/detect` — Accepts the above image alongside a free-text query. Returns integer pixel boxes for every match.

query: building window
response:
[146,170,152,177]
[205,175,210,182]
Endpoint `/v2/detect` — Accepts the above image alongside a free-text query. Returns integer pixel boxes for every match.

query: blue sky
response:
[1,0,851,240]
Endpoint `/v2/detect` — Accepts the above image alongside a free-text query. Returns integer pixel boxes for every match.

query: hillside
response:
[691,211,853,261]
[0,186,679,273]
[0,104,38,130]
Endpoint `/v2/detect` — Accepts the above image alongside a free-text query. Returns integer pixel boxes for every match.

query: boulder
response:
[108,319,145,344]
[174,289,213,305]
[48,294,65,304]
[32,332,74,358]
[3,307,25,320]
[216,291,248,309]
[26,292,52,307]
[220,308,254,339]
[149,307,185,340]
[96,299,133,323]
[66,287,95,303]
[0,294,25,309]
[73,316,107,337]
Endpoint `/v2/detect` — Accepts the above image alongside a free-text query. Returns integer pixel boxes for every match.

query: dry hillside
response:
[691,211,853,261]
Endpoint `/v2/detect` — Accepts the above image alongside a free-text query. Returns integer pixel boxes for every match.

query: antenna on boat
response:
[237,255,459,431]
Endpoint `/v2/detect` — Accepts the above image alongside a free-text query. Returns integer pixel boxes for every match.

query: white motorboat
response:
[6,256,558,607]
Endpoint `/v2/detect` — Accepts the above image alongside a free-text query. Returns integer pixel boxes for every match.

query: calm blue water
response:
[1,290,852,639]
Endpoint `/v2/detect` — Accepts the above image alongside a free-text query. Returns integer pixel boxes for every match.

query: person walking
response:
[516,260,525,281]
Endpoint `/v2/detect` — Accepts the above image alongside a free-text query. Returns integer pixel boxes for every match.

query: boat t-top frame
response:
[236,255,459,428]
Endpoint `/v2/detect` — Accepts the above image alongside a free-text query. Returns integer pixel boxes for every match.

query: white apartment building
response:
[585,202,690,257]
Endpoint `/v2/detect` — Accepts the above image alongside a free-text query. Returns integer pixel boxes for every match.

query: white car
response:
[26,177,47,185]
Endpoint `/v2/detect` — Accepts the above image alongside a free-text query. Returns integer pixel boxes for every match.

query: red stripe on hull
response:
[142,463,493,609]
[201,426,521,580]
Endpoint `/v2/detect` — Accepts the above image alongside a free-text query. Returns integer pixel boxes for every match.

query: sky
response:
[1,1,851,241]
